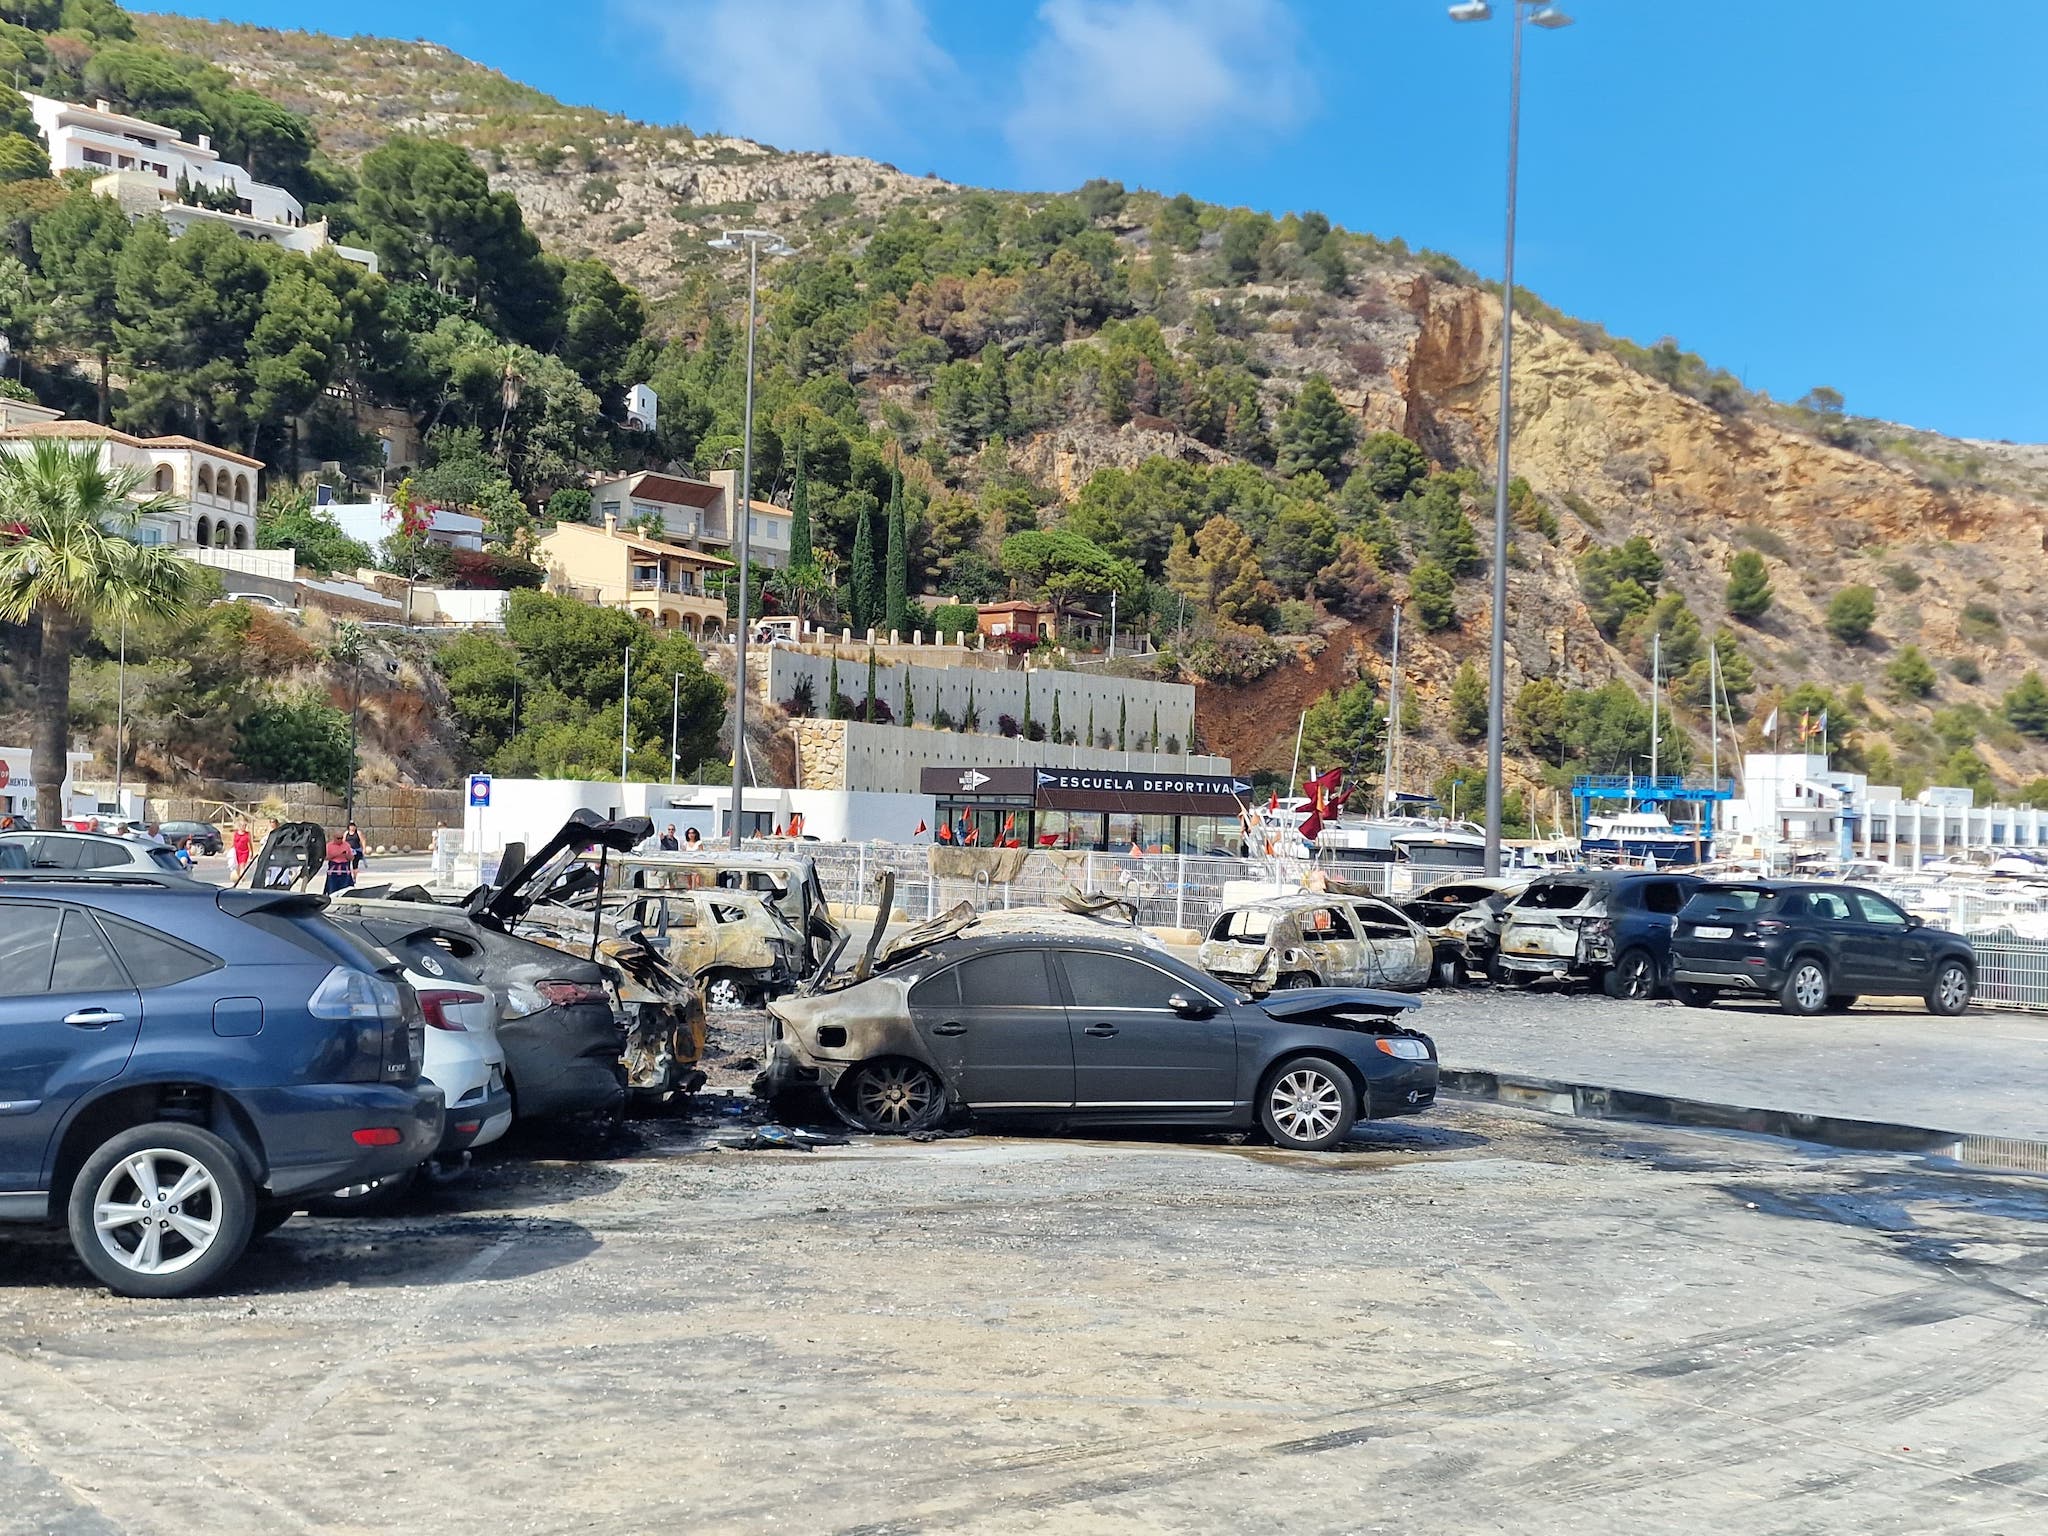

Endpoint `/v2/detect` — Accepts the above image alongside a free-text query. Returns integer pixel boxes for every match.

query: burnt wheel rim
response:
[855,1064,938,1129]
[92,1150,221,1277]
[1269,1068,1342,1143]
[1938,965,1968,1011]
[705,976,748,1012]
[1792,964,1826,1012]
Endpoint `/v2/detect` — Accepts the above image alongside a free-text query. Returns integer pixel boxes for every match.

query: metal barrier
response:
[1958,939,2048,1013]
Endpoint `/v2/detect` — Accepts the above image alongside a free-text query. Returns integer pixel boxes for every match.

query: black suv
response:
[1668,881,1975,1016]
[1,875,443,1296]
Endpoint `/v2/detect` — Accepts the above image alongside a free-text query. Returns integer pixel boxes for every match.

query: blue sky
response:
[145,2,2044,443]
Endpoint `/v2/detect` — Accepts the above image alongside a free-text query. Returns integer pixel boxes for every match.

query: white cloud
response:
[1005,0,1316,179]
[622,0,953,154]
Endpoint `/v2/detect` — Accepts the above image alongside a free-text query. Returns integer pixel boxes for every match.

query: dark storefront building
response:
[918,766,1256,855]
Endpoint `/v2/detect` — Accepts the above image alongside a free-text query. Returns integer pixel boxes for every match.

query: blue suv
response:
[0,875,443,1297]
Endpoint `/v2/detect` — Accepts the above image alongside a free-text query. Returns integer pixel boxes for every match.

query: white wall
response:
[819,720,1229,795]
[419,588,509,626]
[769,650,1197,746]
[460,777,935,852]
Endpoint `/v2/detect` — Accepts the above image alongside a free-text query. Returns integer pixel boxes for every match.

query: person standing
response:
[231,822,252,880]
[344,821,366,873]
[683,827,703,849]
[659,824,680,851]
[323,831,356,893]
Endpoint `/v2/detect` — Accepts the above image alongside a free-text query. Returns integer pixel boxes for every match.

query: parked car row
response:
[1324,869,1978,1018]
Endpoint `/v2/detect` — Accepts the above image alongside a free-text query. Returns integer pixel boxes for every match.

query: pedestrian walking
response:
[231,822,252,879]
[344,821,365,873]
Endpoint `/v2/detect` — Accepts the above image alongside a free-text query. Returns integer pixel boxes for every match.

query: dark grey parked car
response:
[764,931,1438,1151]
[157,820,224,857]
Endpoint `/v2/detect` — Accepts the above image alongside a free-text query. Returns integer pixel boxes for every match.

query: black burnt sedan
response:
[764,931,1437,1150]
[1669,881,1975,1016]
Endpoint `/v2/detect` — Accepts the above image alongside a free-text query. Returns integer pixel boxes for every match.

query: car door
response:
[0,901,142,1194]
[1846,890,1926,993]
[1055,948,1237,1112]
[1800,889,1875,988]
[908,949,1074,1110]
[1298,904,1362,984]
[1632,880,1690,970]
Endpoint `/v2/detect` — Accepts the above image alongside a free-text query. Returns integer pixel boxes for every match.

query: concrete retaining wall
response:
[787,718,1228,795]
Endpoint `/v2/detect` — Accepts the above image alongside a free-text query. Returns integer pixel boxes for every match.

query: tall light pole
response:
[670,670,687,786]
[1450,0,1573,876]
[112,614,127,813]
[708,228,796,849]
[619,643,634,807]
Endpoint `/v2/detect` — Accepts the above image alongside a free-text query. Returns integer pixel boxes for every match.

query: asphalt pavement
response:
[5,1104,2047,1535]
[1422,984,2048,1142]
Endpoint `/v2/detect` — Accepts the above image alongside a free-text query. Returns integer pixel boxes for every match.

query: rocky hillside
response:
[129,13,2048,802]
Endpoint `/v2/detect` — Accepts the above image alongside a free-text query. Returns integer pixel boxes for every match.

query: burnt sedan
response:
[763,932,1437,1151]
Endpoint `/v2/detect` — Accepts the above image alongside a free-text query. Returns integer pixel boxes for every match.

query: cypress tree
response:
[884,468,909,638]
[864,648,878,723]
[850,494,877,634]
[788,429,813,570]
[1022,675,1033,735]
[1118,698,1128,750]
[1051,691,1062,743]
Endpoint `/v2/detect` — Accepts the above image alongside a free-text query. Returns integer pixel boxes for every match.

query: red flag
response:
[1298,806,1324,842]
[963,820,979,845]
[1000,812,1016,837]
[1268,791,1279,811]
[788,812,804,837]
[937,820,953,843]
[914,819,928,836]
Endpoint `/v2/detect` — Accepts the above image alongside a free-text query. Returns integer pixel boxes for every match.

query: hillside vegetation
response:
[2,5,2041,807]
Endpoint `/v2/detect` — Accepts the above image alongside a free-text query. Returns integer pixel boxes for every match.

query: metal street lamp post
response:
[708,229,797,849]
[112,615,126,813]
[670,670,687,786]
[1450,0,1573,876]
[619,643,633,805]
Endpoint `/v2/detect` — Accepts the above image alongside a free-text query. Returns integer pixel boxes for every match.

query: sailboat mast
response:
[1383,607,1402,814]
[1708,639,1720,783]
[1649,631,1661,784]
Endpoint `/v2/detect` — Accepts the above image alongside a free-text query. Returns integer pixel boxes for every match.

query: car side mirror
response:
[1906,914,1923,929]
[1168,992,1217,1019]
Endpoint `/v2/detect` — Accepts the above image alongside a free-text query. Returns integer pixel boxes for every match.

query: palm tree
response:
[0,440,195,827]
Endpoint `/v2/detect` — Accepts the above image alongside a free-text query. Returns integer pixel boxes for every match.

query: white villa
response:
[25,93,377,270]
[0,419,263,550]
[587,468,793,569]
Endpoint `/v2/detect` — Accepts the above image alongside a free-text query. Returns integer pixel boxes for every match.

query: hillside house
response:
[588,468,793,568]
[537,515,732,638]
[0,420,262,549]
[25,94,377,270]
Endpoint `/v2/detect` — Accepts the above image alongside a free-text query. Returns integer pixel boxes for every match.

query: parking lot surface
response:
[1422,984,2048,1140]
[6,1098,2047,1536]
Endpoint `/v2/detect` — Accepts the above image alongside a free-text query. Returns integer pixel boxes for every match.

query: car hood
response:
[1256,987,1421,1020]
[481,809,653,928]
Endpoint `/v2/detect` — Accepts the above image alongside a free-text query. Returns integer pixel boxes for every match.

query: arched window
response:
[231,522,249,549]
[213,521,228,548]
[197,466,213,496]
[153,465,172,493]
[195,516,211,546]
[234,473,249,504]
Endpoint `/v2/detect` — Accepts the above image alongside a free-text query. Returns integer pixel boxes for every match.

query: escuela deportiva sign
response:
[918,765,1254,814]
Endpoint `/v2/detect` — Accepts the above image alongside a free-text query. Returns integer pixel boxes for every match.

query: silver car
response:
[0,832,190,877]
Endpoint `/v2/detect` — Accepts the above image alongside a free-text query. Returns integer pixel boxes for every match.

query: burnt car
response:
[596,886,810,1012]
[762,924,1436,1151]
[1400,877,1529,981]
[1197,892,1433,995]
[1494,871,1703,993]
[613,849,843,980]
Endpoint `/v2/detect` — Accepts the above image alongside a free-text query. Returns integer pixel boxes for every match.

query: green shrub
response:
[1960,601,2002,643]
[1884,644,1937,699]
[1825,585,1877,643]
[1950,656,1982,685]
[1410,560,1457,631]
[1883,563,1922,592]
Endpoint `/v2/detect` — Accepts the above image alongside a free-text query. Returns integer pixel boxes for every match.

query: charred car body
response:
[762,911,1437,1151]
[1400,877,1530,981]
[1197,892,1433,995]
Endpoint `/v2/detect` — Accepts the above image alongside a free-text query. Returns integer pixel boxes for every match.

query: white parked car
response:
[304,920,514,1215]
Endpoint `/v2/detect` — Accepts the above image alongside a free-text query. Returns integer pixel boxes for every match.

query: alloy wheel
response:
[1938,964,1970,1013]
[705,975,749,1012]
[853,1063,939,1131]
[91,1150,221,1278]
[1620,952,1654,999]
[1793,963,1827,1013]
[1268,1068,1343,1144]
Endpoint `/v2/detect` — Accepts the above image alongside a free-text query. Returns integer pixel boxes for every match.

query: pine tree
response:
[2005,671,2048,737]
[1449,661,1488,743]
[884,468,909,637]
[788,429,813,571]
[1410,559,1457,631]
[1725,549,1773,621]
[850,494,877,634]
[1274,374,1357,483]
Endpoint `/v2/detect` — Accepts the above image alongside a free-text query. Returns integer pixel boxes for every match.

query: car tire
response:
[1431,952,1462,989]
[1826,994,1860,1012]
[1259,1056,1359,1152]
[1604,948,1659,1001]
[302,1164,421,1219]
[1926,959,1973,1017]
[1672,983,1717,1009]
[1276,972,1318,991]
[1779,956,1830,1016]
[703,970,755,1013]
[66,1122,256,1299]
[842,1059,947,1135]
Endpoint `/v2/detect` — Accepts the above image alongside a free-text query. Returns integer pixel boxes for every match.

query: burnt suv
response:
[1494,872,1702,995]
[1668,881,1975,1016]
